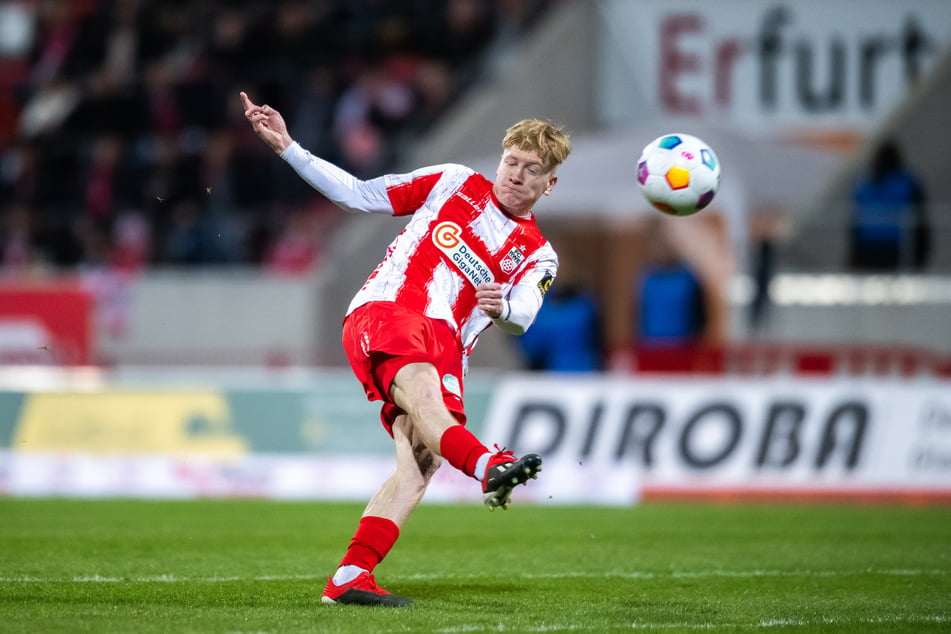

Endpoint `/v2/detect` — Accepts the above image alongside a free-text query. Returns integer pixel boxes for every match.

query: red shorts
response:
[341,301,467,434]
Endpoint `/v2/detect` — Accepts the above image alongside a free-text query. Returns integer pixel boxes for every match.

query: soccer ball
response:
[636,133,721,217]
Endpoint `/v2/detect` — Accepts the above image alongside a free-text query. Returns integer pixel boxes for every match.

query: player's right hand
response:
[475,282,505,319]
[240,91,292,154]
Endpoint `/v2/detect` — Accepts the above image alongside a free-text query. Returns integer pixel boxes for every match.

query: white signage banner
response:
[483,375,951,501]
[599,0,951,135]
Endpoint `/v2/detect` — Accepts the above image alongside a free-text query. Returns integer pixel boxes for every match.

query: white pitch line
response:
[0,568,946,584]
[433,615,951,633]
[400,568,949,581]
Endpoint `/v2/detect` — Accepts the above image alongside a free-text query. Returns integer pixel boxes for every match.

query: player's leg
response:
[364,412,442,524]
[388,362,459,454]
[321,414,437,607]
[341,303,541,510]
[390,362,542,510]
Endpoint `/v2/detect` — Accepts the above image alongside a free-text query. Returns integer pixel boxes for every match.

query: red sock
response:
[439,424,489,479]
[339,516,400,572]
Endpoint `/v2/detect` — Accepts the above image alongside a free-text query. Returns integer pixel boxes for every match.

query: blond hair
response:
[502,119,572,173]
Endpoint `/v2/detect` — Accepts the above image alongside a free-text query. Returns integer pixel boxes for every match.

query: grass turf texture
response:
[0,499,948,633]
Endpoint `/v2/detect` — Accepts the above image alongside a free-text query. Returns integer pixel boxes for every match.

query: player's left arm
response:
[477,254,557,335]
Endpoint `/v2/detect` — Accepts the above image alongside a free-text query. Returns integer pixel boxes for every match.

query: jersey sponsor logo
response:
[500,246,525,274]
[455,190,483,213]
[432,221,462,249]
[538,272,554,295]
[432,221,494,287]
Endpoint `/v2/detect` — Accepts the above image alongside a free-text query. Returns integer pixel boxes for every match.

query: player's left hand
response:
[476,283,505,319]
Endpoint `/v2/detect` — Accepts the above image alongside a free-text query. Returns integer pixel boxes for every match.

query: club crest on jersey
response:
[499,246,525,275]
[432,221,494,286]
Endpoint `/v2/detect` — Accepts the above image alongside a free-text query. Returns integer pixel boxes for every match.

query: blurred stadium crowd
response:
[0,0,558,274]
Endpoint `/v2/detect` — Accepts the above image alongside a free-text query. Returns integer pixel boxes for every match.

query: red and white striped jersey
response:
[347,163,558,354]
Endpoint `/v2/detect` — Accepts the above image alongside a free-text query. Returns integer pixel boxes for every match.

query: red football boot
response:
[321,571,412,607]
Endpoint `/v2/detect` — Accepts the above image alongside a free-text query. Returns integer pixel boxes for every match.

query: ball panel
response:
[637,160,649,185]
[651,200,678,215]
[696,190,716,210]
[664,166,691,190]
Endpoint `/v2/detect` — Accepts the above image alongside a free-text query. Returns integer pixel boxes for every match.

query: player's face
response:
[494,147,557,217]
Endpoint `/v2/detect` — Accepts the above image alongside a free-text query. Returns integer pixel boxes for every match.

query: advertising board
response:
[1,371,948,503]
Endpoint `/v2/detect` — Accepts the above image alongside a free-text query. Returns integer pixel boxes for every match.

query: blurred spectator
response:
[264,207,321,275]
[18,75,80,137]
[1,203,36,275]
[848,138,930,272]
[0,141,40,206]
[515,281,602,372]
[631,215,730,371]
[24,0,91,91]
[332,62,415,176]
[422,0,495,90]
[637,263,705,349]
[141,59,183,142]
[198,128,247,263]
[287,67,336,166]
[159,201,202,265]
[109,210,151,272]
[747,208,790,336]
[0,3,33,144]
[82,134,127,225]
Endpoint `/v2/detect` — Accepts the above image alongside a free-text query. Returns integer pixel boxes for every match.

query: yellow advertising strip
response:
[13,392,247,457]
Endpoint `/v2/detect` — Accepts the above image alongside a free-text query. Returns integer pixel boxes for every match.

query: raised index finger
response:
[239,91,256,112]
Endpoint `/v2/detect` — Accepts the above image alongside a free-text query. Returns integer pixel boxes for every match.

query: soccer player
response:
[240,91,571,607]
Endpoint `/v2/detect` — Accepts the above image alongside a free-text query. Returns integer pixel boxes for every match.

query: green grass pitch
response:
[1,499,949,633]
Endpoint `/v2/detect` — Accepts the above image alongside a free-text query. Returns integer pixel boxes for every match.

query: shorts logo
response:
[500,246,524,275]
[442,373,462,398]
[432,221,494,287]
[360,331,371,357]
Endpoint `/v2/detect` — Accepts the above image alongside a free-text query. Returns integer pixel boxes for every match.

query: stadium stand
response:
[0,0,559,272]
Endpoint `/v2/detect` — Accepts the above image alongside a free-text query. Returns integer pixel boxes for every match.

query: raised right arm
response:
[241,90,392,214]
[280,142,392,215]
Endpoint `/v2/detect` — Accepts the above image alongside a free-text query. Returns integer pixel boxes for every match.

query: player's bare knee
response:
[417,450,442,482]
